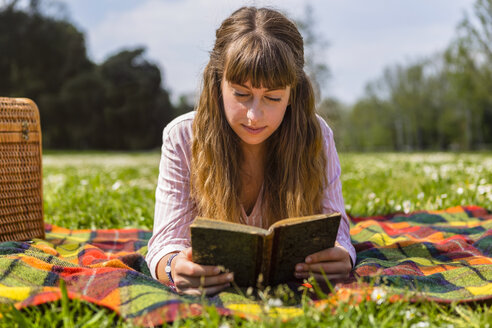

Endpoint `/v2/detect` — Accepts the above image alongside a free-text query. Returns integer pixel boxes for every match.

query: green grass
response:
[341,152,492,217]
[1,152,491,327]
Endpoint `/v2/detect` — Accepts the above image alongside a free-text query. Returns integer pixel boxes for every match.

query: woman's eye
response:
[265,96,281,102]
[233,91,249,98]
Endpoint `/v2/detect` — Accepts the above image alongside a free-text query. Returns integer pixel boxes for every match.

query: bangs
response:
[224,34,297,89]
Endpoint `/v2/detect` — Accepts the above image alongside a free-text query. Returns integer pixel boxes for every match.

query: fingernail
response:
[227,273,233,281]
[214,267,220,274]
[296,264,303,271]
[306,257,312,263]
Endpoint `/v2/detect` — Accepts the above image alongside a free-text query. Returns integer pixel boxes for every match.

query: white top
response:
[146,111,356,279]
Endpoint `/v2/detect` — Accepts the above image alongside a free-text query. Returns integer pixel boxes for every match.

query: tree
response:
[0,2,94,148]
[444,0,492,149]
[48,70,108,149]
[0,4,92,99]
[0,2,178,150]
[330,0,492,151]
[296,4,330,102]
[99,48,174,150]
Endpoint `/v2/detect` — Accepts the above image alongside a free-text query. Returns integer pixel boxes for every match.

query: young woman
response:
[146,6,355,295]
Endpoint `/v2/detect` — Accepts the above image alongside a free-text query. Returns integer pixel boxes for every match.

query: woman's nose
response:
[247,97,262,124]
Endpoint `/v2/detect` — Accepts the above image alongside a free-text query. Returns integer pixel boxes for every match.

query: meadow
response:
[1,151,491,327]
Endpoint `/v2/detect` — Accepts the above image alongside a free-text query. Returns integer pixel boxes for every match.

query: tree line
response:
[0,1,191,150]
[320,0,492,151]
[1,0,491,151]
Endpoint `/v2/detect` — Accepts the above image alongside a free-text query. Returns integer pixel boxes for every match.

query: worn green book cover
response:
[190,212,341,287]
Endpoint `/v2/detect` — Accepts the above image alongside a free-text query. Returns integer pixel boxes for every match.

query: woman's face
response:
[221,77,290,149]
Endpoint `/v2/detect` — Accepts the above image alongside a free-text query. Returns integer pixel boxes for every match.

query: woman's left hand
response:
[294,242,352,281]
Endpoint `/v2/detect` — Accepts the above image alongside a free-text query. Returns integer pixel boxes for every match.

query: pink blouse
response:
[146,111,356,279]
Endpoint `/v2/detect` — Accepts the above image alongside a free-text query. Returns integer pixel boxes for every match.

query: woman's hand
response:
[161,248,233,296]
[294,242,352,282]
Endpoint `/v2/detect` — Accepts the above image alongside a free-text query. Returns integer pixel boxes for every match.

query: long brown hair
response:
[191,6,327,227]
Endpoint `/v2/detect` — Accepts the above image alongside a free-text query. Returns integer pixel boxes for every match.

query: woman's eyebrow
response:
[228,82,248,90]
[232,83,285,91]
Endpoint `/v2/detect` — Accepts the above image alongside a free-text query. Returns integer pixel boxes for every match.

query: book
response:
[190,212,341,287]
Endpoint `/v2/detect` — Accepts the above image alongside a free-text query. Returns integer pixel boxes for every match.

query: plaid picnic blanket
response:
[347,205,492,303]
[0,205,490,326]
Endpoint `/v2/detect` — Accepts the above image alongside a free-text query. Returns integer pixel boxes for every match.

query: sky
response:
[59,0,475,105]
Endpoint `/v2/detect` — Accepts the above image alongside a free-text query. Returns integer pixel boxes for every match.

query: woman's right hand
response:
[161,248,233,295]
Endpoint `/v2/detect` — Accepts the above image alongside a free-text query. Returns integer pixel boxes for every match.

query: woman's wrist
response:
[165,252,179,284]
[156,252,179,283]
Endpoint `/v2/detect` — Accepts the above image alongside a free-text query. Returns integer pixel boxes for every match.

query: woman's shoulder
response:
[162,111,196,142]
[315,114,334,139]
[164,111,196,134]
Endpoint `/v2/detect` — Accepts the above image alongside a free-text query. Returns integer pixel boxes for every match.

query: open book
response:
[190,212,341,287]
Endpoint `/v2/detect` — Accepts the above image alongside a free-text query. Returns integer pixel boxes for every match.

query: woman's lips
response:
[242,125,266,135]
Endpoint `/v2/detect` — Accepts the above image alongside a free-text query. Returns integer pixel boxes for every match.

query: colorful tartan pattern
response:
[0,205,490,326]
[349,205,492,302]
[0,226,221,326]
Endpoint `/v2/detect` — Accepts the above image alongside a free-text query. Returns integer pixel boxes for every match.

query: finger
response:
[296,261,352,275]
[175,272,233,289]
[201,272,234,287]
[183,247,193,260]
[174,275,195,289]
[176,258,221,277]
[202,282,231,295]
[179,288,203,296]
[305,246,348,264]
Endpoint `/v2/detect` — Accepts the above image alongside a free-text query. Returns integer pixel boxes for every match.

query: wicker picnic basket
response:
[0,97,45,242]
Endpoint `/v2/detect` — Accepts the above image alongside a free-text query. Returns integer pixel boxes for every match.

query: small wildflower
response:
[456,187,464,195]
[219,323,231,328]
[422,165,432,176]
[441,193,448,199]
[410,322,430,328]
[370,288,386,305]
[405,308,415,320]
[112,181,122,190]
[395,204,402,211]
[80,179,88,186]
[403,200,411,214]
[368,192,376,200]
[417,192,424,200]
[478,185,489,195]
[267,298,283,307]
[302,282,313,288]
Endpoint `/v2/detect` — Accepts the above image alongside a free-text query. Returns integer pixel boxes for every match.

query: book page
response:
[191,218,266,286]
[193,217,268,235]
[268,213,339,232]
[268,213,341,285]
